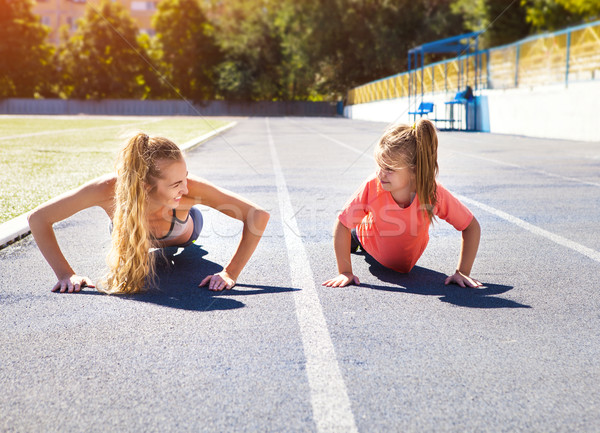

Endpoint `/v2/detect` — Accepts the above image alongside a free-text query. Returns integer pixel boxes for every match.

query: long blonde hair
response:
[102,133,182,294]
[374,119,439,222]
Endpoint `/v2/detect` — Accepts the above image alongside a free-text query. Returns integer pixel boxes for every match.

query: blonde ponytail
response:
[374,119,439,222]
[414,119,438,222]
[102,133,182,294]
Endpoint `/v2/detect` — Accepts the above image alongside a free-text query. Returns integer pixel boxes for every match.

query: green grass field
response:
[0,116,232,224]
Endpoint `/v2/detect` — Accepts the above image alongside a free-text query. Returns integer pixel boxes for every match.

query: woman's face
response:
[147,158,189,209]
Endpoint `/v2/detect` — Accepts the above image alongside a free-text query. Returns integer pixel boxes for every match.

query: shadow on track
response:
[215,283,300,296]
[357,251,529,309]
[115,245,299,312]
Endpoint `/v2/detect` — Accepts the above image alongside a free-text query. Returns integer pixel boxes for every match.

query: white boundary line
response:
[180,122,237,151]
[266,118,358,433]
[309,126,374,160]
[317,128,600,189]
[455,194,600,264]
[315,127,600,265]
[0,122,237,248]
[448,150,600,188]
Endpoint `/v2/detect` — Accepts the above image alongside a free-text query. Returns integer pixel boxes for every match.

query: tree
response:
[56,0,151,99]
[557,0,600,16]
[0,0,53,97]
[136,31,174,99]
[307,0,465,98]
[521,0,598,32]
[451,0,531,47]
[207,0,469,101]
[153,0,221,101]
[270,0,322,100]
[209,0,284,101]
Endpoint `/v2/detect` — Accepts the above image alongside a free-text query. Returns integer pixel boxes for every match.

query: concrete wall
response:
[0,98,338,117]
[343,93,476,131]
[480,81,600,142]
[344,80,600,142]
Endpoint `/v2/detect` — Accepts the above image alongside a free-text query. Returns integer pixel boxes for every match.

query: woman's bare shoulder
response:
[29,174,118,223]
[94,173,117,187]
[185,174,214,196]
[186,173,210,185]
[76,173,115,199]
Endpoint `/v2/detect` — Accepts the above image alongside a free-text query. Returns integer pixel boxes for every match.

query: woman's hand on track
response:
[51,275,95,293]
[199,271,236,291]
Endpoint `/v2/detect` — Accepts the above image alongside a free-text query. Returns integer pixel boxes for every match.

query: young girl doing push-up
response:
[323,119,481,288]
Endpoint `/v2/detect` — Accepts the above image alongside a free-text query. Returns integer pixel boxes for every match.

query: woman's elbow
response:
[249,208,270,234]
[27,207,44,231]
[28,203,59,232]
[257,209,270,228]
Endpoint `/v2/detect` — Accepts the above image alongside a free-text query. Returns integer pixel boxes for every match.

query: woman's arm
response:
[187,176,270,291]
[322,219,360,287]
[445,216,482,288]
[28,175,115,292]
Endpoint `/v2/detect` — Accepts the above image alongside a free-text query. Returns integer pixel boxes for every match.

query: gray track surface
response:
[1,117,599,432]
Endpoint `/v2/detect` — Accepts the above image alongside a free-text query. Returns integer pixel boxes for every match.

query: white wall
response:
[344,93,474,131]
[345,80,600,142]
[482,81,600,142]
[344,98,410,123]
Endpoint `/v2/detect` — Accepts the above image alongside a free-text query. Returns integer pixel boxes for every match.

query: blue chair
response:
[408,102,434,117]
[443,86,474,130]
[446,87,474,106]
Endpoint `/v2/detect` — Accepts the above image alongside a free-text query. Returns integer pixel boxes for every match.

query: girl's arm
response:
[322,219,360,287]
[187,176,270,291]
[28,175,115,293]
[445,216,482,288]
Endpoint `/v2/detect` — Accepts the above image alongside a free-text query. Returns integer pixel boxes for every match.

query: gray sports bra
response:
[155,209,191,241]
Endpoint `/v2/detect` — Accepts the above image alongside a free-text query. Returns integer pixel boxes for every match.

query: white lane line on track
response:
[447,151,600,188]
[266,118,358,433]
[316,128,600,264]
[315,126,600,188]
[0,118,162,141]
[455,194,600,264]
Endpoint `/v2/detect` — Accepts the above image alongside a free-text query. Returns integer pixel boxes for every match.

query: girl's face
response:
[376,163,415,193]
[147,158,189,209]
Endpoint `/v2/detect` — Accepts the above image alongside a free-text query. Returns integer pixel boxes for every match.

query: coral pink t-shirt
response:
[338,174,473,273]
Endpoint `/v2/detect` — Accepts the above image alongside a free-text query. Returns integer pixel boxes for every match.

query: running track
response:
[1,117,599,432]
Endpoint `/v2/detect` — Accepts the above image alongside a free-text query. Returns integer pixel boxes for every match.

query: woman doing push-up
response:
[28,132,270,294]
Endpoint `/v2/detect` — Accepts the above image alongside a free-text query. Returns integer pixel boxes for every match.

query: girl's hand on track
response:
[322,273,360,287]
[51,275,95,293]
[199,271,236,291]
[444,270,483,288]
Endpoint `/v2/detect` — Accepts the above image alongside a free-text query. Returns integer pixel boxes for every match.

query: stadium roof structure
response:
[407,32,484,127]
[409,31,483,57]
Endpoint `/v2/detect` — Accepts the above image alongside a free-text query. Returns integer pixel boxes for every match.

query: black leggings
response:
[350,228,362,253]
